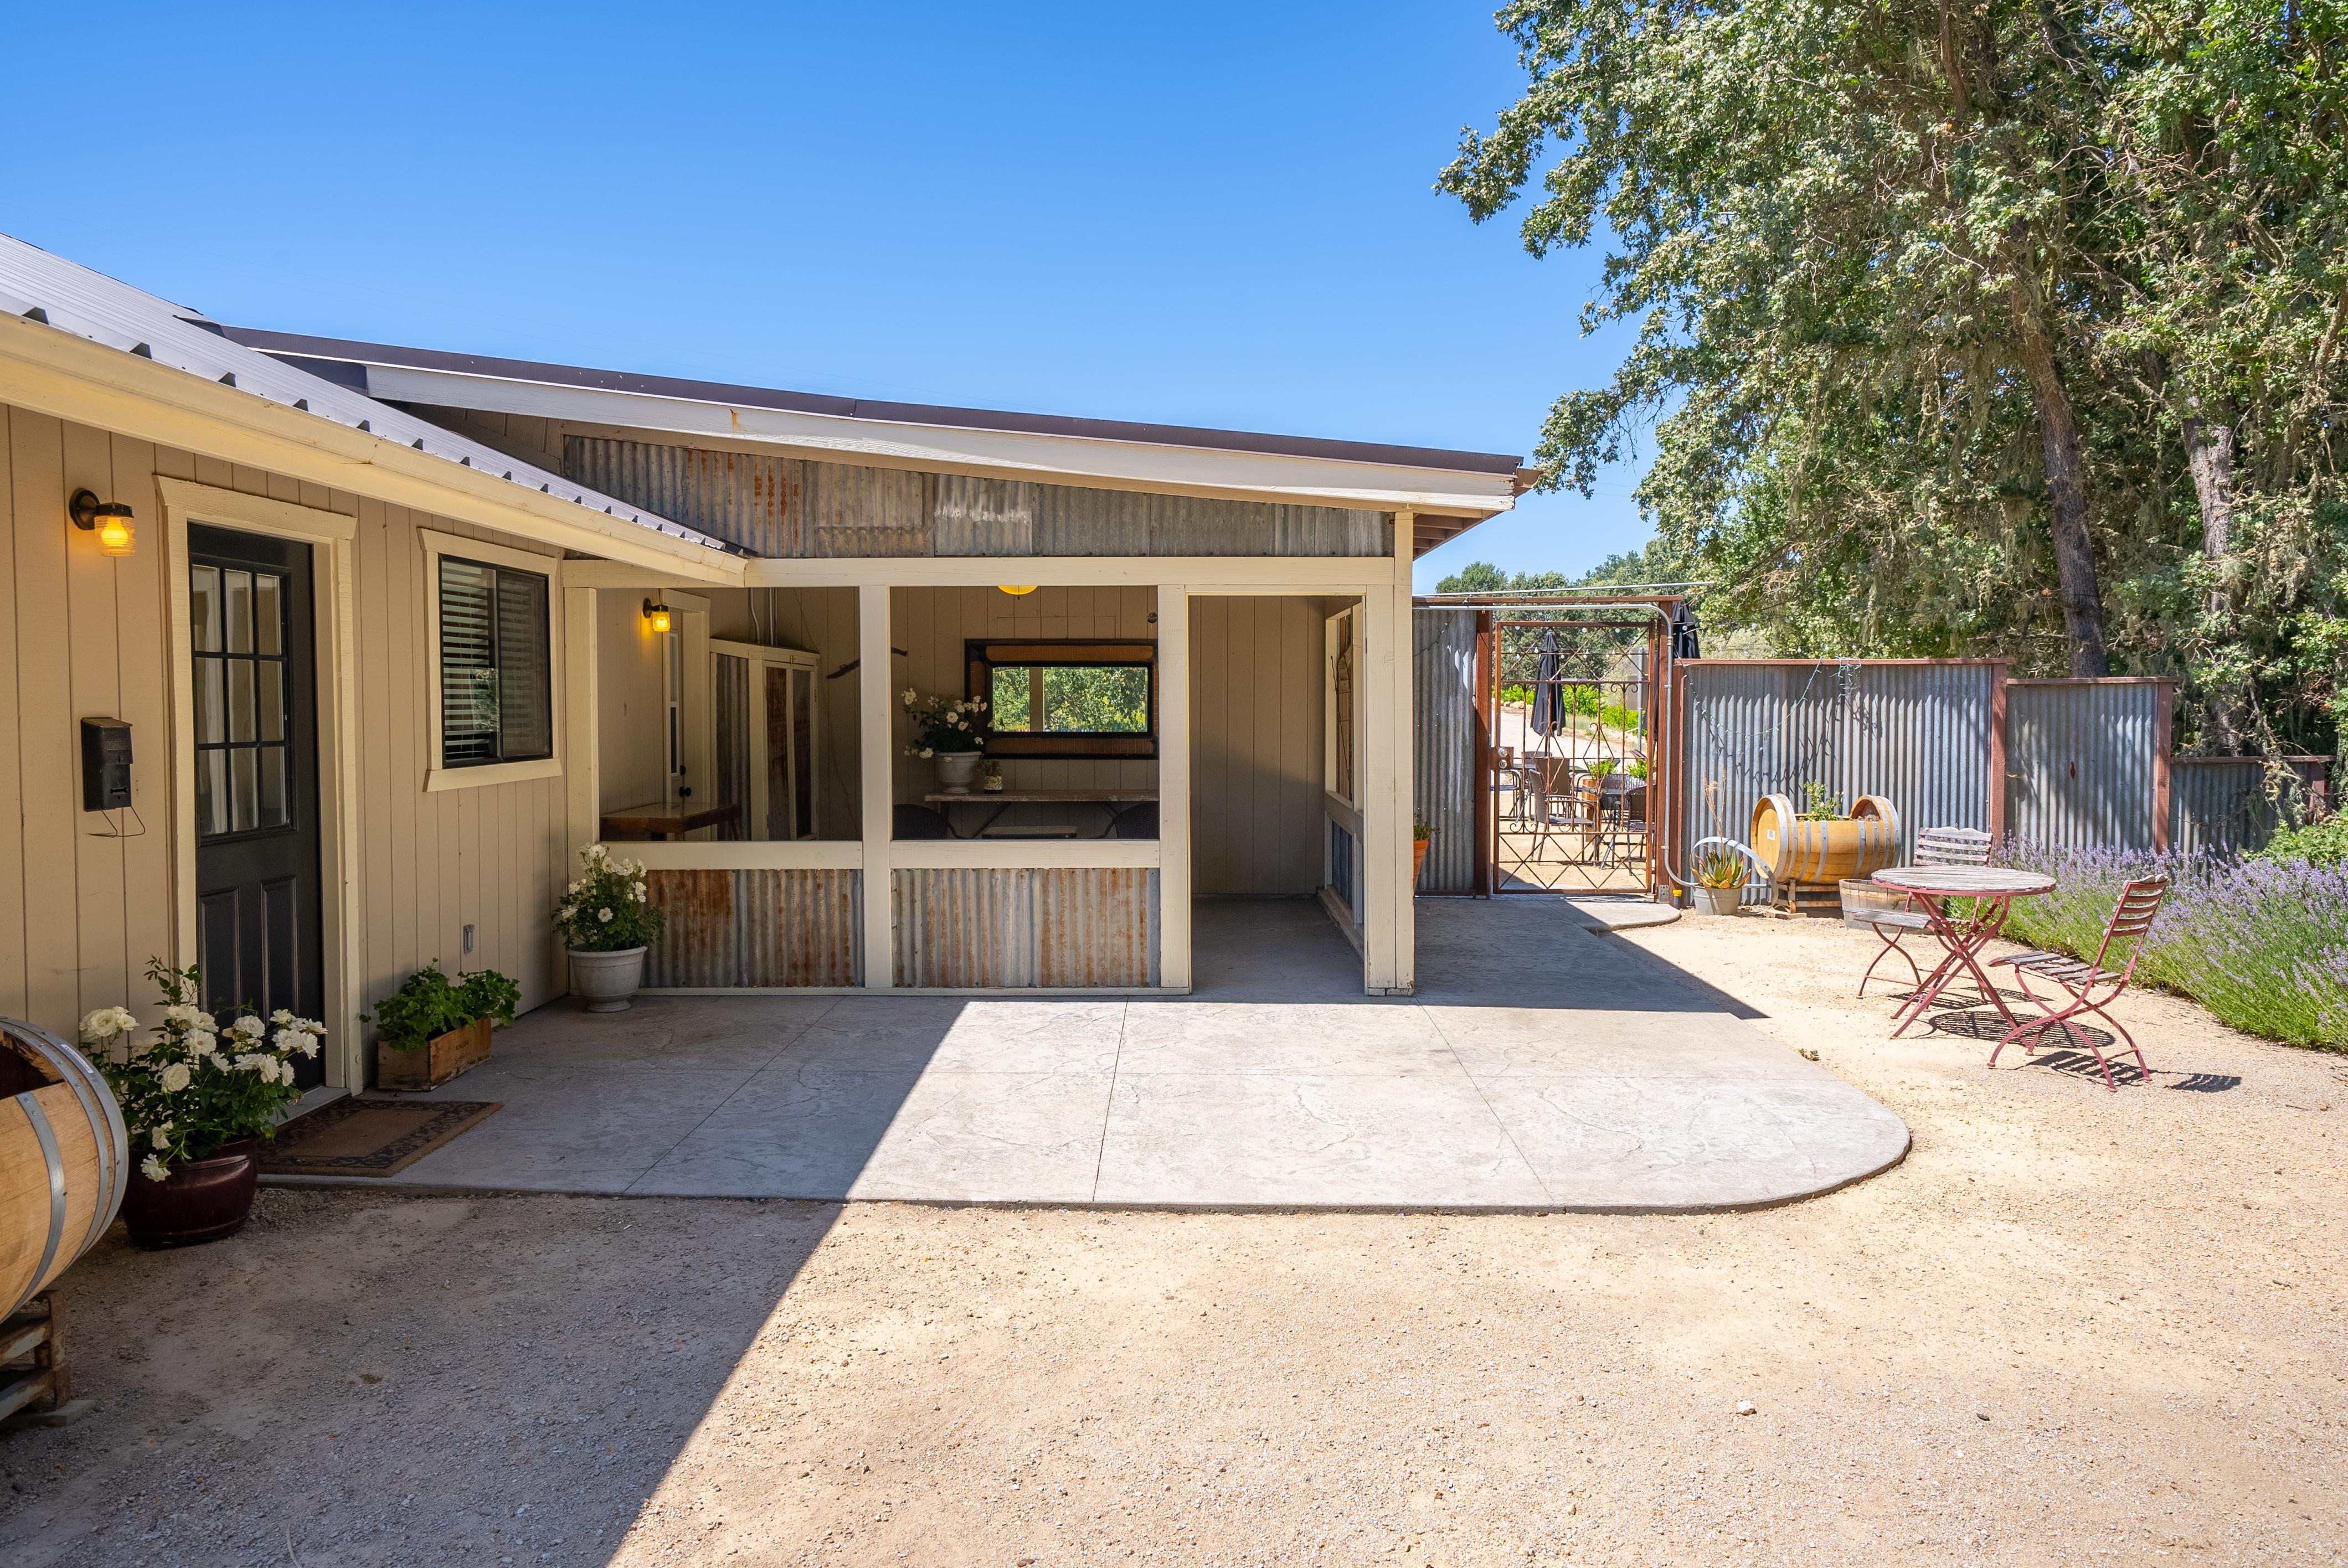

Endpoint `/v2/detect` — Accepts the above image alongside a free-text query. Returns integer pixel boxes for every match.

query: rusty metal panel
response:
[1271,503,1389,555]
[1678,662,1998,893]
[894,868,1036,987]
[1032,482,1387,556]
[2170,757,2278,854]
[805,460,931,557]
[1034,868,1160,986]
[932,474,1037,556]
[1412,608,1477,893]
[2005,681,2160,850]
[564,435,804,555]
[644,868,861,986]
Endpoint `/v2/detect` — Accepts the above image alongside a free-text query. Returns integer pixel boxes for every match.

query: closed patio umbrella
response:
[1530,628,1566,747]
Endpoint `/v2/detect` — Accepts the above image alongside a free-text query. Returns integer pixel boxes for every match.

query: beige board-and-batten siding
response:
[0,397,570,1064]
[564,435,1394,559]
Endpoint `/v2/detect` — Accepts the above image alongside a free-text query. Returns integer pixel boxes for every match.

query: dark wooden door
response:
[190,525,325,1089]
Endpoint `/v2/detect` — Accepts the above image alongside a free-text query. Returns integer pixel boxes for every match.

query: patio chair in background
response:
[1986,874,2171,1091]
[1839,826,1995,997]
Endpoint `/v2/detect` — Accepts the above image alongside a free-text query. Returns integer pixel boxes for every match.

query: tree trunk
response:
[2010,307,2110,676]
[2182,414,2247,754]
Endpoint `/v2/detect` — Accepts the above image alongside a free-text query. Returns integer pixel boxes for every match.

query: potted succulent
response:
[80,960,325,1248]
[365,962,519,1090]
[555,844,666,1012]
[1692,848,1749,916]
[901,687,988,792]
[980,759,1006,793]
[1413,822,1433,887]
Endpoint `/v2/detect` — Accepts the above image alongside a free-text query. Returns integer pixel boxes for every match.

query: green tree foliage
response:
[1442,0,2348,763]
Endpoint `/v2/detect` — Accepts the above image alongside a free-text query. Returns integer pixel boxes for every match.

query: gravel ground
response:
[4,914,2342,1567]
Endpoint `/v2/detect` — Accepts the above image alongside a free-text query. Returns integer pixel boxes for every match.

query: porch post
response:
[1360,513,1417,993]
[858,583,894,988]
[561,584,600,865]
[1156,582,1192,990]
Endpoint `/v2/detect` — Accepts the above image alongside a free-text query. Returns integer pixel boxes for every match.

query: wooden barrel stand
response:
[0,1292,70,1426]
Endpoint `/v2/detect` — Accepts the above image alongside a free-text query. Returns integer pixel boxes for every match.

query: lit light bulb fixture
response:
[69,489,136,557]
[997,584,1037,597]
[642,599,673,634]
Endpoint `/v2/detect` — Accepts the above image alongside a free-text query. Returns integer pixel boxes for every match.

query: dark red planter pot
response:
[121,1137,260,1249]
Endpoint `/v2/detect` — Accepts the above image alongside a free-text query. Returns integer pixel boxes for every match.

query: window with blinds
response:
[437,556,552,767]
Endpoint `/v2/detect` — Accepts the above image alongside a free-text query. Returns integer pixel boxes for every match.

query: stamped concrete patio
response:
[332,900,1909,1211]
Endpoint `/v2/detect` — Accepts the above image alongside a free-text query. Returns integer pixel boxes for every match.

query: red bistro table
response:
[1870,864,2056,1037]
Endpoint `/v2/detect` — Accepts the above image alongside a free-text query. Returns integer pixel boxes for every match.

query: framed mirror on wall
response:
[964,639,1157,760]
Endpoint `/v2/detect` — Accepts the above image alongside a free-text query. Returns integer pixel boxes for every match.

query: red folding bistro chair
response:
[1839,826,1993,998]
[1986,875,2171,1091]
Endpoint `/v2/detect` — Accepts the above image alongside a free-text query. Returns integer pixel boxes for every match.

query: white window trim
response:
[418,528,566,792]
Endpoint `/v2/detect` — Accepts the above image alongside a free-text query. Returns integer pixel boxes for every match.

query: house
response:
[0,233,1523,1097]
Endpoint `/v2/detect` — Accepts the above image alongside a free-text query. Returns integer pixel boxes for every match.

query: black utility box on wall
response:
[80,717,132,811]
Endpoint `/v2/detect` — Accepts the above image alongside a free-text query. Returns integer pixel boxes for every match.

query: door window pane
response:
[224,571,253,654]
[254,574,282,654]
[229,660,256,742]
[259,664,285,741]
[197,661,225,745]
[230,747,257,832]
[191,567,221,652]
[257,745,287,828]
[198,751,228,836]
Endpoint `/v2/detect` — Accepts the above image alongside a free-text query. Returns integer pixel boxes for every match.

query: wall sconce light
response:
[69,489,136,556]
[996,584,1037,597]
[642,598,673,634]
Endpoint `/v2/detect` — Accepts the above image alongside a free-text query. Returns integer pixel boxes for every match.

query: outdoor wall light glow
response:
[642,598,673,633]
[996,584,1037,597]
[69,489,136,556]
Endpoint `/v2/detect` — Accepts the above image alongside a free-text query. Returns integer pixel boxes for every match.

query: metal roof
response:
[217,326,1528,479]
[0,234,740,555]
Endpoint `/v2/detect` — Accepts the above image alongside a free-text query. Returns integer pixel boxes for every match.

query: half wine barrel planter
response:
[1750,793,1903,899]
[1,1020,130,1318]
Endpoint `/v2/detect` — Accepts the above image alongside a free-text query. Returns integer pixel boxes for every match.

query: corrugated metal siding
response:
[1412,609,1476,893]
[2005,682,2161,850]
[643,869,863,987]
[1677,662,1998,888]
[568,434,1388,558]
[893,868,1160,988]
[2170,757,2278,854]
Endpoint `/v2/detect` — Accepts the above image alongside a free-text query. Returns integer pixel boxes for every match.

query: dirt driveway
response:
[4,915,2342,1566]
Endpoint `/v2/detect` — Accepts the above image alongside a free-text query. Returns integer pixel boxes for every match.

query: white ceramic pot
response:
[935,752,982,793]
[569,946,647,1012]
[1692,884,1745,917]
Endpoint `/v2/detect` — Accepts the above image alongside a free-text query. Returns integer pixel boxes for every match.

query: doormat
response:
[258,1098,502,1178]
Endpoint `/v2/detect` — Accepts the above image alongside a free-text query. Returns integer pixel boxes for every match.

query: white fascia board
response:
[362,364,1520,518]
[0,317,745,585]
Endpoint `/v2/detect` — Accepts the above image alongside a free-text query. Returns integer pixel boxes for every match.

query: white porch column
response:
[1155,582,1192,991]
[1360,513,1417,993]
[858,583,895,988]
[561,585,600,865]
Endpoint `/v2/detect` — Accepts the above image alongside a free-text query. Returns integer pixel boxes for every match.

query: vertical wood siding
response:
[1188,596,1326,898]
[892,867,1157,988]
[0,400,571,1046]
[642,868,862,987]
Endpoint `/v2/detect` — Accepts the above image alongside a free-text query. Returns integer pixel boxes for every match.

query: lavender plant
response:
[2001,842,2348,1050]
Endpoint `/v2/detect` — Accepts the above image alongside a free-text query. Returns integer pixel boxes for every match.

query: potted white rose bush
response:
[555,844,666,1012]
[80,958,325,1248]
[901,687,988,793]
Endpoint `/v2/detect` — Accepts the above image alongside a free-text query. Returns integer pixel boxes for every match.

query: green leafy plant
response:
[1696,848,1748,889]
[363,962,520,1054]
[900,687,986,756]
[1799,781,1845,820]
[81,960,324,1180]
[553,844,667,952]
[1499,683,1534,706]
[1413,822,1433,842]
[1626,759,1649,781]
[2256,817,2348,869]
[1584,758,1619,778]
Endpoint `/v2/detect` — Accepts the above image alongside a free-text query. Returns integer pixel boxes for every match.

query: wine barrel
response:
[1750,793,1904,885]
[1,1019,129,1318]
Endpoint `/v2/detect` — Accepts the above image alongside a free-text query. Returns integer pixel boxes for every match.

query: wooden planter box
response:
[374,1018,492,1091]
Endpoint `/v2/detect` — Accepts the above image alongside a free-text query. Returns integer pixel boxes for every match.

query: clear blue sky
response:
[4,2,1651,589]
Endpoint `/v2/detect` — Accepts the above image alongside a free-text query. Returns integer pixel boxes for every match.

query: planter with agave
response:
[364,962,519,1090]
[1412,822,1433,888]
[555,845,666,1012]
[1692,847,1750,916]
[901,687,987,792]
[79,961,325,1247]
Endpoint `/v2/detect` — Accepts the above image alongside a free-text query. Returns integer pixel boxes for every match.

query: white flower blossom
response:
[162,1003,206,1029]
[190,1033,219,1059]
[920,747,934,759]
[270,1008,296,1027]
[296,1036,320,1059]
[234,1051,271,1075]
[159,1062,192,1094]
[231,1014,265,1041]
[80,1005,138,1041]
[597,907,614,923]
[141,1154,169,1182]
[272,1028,301,1052]
[151,1123,172,1149]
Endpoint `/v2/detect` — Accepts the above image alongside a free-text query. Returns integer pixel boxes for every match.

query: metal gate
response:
[1487,612,1666,895]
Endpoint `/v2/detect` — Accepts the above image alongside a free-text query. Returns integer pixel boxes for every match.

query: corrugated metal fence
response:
[1674,662,2001,883]
[2004,680,2166,850]
[1412,610,1477,894]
